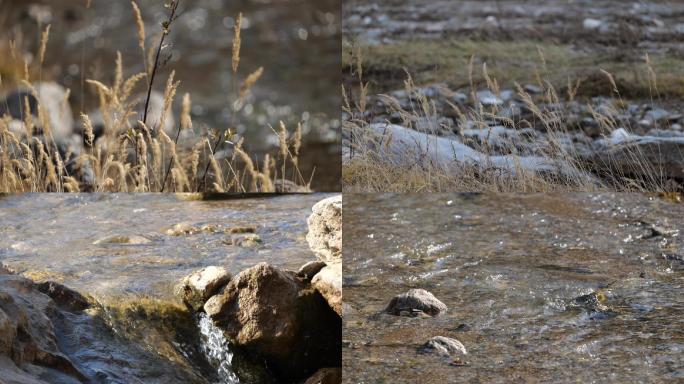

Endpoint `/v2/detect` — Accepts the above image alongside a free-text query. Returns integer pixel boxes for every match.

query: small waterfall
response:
[197,313,241,384]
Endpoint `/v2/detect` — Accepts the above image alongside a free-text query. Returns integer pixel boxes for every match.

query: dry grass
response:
[343,45,675,193]
[0,1,308,193]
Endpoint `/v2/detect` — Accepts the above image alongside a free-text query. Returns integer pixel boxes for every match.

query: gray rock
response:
[176,266,231,312]
[307,195,342,262]
[420,336,467,357]
[476,90,503,106]
[385,288,447,317]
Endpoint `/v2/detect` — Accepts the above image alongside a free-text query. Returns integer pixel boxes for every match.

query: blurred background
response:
[0,0,341,190]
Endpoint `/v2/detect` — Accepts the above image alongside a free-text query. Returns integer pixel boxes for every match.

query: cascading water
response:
[198,313,241,384]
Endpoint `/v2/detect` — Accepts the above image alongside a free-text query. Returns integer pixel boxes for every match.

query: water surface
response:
[344,193,684,383]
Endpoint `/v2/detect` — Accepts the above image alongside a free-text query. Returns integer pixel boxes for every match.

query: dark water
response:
[0,193,329,383]
[344,193,684,383]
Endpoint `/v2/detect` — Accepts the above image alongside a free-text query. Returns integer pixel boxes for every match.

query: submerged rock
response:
[420,336,467,358]
[176,266,231,312]
[203,263,341,381]
[307,195,342,262]
[93,234,154,245]
[385,288,448,317]
[311,262,342,317]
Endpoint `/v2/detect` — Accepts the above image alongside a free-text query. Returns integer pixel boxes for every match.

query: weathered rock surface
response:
[385,289,448,317]
[176,266,231,312]
[0,267,87,384]
[420,336,467,358]
[36,281,90,312]
[203,263,341,381]
[304,367,342,384]
[311,262,342,317]
[307,195,342,262]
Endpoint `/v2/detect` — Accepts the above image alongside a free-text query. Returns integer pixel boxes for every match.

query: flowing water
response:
[0,193,329,383]
[343,193,684,383]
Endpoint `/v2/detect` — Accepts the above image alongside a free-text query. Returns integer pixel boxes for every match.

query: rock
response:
[304,367,342,384]
[204,263,341,381]
[523,84,541,94]
[274,179,311,193]
[311,262,342,317]
[0,269,87,383]
[385,289,447,317]
[297,260,327,281]
[1,83,73,142]
[583,18,605,31]
[228,233,262,247]
[306,195,342,262]
[476,90,503,106]
[36,281,89,312]
[176,266,231,312]
[93,234,154,245]
[589,138,684,180]
[166,222,196,236]
[420,336,467,358]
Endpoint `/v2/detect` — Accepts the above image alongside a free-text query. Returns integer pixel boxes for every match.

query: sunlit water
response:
[344,193,684,383]
[0,193,329,383]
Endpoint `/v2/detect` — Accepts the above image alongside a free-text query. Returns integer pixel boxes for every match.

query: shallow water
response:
[0,193,328,383]
[343,193,684,383]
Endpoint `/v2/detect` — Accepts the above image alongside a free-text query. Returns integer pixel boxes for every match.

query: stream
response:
[0,193,330,383]
[343,193,684,383]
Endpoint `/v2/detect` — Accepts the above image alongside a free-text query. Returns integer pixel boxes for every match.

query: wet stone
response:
[385,288,447,317]
[420,336,467,358]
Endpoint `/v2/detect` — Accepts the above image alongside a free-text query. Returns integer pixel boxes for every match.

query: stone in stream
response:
[385,289,447,317]
[93,234,154,245]
[420,336,468,358]
[176,266,231,312]
[307,195,342,263]
[203,262,341,382]
[311,262,342,317]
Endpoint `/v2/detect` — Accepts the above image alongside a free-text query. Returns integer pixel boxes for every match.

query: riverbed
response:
[343,193,684,383]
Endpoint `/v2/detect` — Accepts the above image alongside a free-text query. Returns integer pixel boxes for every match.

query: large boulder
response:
[385,289,448,317]
[176,266,231,312]
[306,195,342,262]
[203,263,341,381]
[311,262,342,317]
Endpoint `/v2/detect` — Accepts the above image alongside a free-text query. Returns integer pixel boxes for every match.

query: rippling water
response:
[343,193,684,383]
[0,193,329,383]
